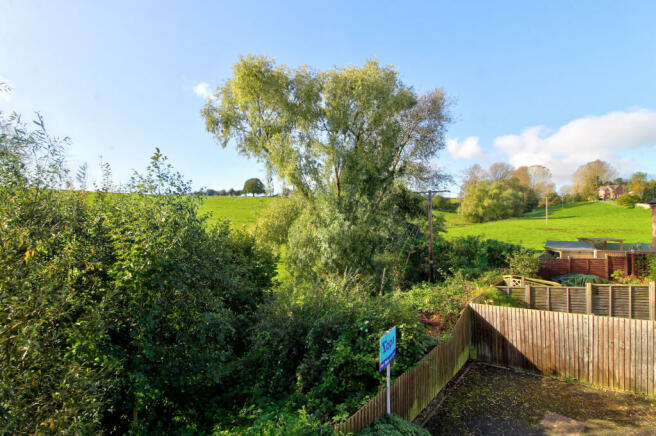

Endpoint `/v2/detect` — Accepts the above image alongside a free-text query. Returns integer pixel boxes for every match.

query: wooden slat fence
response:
[340,288,655,434]
[338,304,472,434]
[539,253,649,280]
[470,304,656,396]
[497,283,656,320]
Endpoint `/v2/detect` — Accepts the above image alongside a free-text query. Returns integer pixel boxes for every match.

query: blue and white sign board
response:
[379,326,397,371]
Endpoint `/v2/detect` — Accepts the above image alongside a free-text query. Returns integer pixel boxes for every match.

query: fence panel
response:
[470,304,656,396]
[539,254,649,280]
[498,284,655,320]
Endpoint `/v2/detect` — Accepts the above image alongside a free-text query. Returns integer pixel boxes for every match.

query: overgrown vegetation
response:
[3,56,565,435]
[1,113,515,435]
[504,248,540,277]
[0,115,278,434]
[357,414,430,436]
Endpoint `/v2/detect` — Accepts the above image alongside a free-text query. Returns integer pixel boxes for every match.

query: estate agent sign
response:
[379,326,397,414]
[379,326,397,371]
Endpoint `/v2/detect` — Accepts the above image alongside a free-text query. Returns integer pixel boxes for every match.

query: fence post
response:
[525,285,531,308]
[606,256,610,280]
[568,256,572,274]
[547,287,551,311]
[586,282,593,314]
[649,281,655,321]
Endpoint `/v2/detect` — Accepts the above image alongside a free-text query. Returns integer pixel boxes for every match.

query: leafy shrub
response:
[617,193,638,208]
[395,275,474,334]
[246,283,436,423]
[213,407,333,436]
[476,286,523,307]
[357,414,430,436]
[0,115,276,434]
[610,269,643,284]
[642,254,656,281]
[504,248,540,277]
[432,236,522,280]
[432,195,459,212]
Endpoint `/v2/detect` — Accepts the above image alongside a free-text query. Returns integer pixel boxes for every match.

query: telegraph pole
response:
[546,196,549,225]
[416,189,448,282]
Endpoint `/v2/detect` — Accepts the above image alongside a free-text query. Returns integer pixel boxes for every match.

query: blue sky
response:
[1,0,655,194]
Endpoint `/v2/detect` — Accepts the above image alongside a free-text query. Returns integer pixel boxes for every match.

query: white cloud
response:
[446,136,487,160]
[493,109,656,183]
[193,82,213,100]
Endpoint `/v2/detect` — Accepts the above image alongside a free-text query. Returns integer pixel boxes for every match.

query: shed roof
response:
[545,240,652,252]
[545,240,596,251]
[577,237,624,242]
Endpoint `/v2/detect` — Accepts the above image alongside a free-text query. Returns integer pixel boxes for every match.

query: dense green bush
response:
[504,248,540,277]
[357,414,430,436]
[617,193,638,208]
[432,236,522,280]
[0,115,276,434]
[641,254,656,281]
[246,283,435,423]
[432,195,459,212]
[241,275,478,425]
[213,407,333,436]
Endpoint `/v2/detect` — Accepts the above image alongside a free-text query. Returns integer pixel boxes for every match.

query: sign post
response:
[379,326,397,415]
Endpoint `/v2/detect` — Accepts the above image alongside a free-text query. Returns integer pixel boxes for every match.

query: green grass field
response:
[197,197,653,251]
[440,201,653,249]
[198,196,275,228]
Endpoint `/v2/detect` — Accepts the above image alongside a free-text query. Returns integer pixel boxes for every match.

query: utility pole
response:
[428,190,434,282]
[416,189,448,282]
[546,196,549,225]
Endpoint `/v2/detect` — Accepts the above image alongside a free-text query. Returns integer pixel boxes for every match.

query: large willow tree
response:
[203,56,451,287]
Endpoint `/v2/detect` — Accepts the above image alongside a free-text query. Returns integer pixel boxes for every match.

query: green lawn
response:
[197,197,653,250]
[198,196,275,228]
[440,201,653,250]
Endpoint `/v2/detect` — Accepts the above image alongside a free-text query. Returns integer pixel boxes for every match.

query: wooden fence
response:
[471,304,656,395]
[339,292,656,433]
[338,304,472,434]
[539,253,648,280]
[496,283,656,320]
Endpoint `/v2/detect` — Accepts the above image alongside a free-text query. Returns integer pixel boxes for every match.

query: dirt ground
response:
[421,362,656,436]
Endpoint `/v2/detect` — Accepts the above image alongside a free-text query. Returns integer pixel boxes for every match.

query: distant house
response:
[598,184,625,200]
[544,237,652,259]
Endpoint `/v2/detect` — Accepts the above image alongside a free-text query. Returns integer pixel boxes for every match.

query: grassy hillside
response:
[440,201,653,249]
[198,196,275,228]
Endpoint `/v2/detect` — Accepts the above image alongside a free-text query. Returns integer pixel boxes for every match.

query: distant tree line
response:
[195,188,245,196]
[456,159,656,222]
[195,177,269,197]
